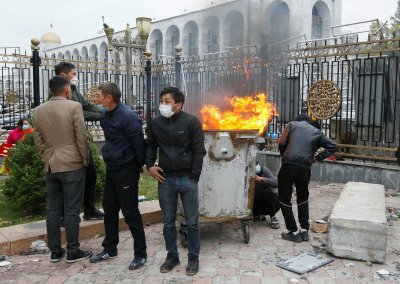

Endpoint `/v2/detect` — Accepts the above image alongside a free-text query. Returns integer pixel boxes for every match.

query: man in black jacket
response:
[278,114,337,243]
[90,83,147,270]
[146,86,206,276]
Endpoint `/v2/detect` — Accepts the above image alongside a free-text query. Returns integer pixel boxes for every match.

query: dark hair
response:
[160,86,185,105]
[49,75,70,96]
[295,113,312,123]
[54,62,76,75]
[98,82,121,102]
[17,118,26,128]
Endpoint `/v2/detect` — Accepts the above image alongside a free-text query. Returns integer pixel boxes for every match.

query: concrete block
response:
[381,170,400,191]
[326,182,387,263]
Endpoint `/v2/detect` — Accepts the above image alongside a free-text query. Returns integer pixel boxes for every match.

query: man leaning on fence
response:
[277,114,337,243]
[33,75,92,263]
[54,61,104,221]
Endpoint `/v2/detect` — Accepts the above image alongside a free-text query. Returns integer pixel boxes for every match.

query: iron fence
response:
[0,36,399,164]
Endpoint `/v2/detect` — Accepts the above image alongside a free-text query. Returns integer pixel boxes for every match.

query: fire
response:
[200,93,277,135]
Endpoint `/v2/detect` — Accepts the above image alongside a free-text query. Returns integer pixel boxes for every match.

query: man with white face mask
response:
[54,62,104,221]
[146,86,206,276]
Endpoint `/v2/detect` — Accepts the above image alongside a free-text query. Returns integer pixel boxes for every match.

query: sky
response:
[0,0,398,52]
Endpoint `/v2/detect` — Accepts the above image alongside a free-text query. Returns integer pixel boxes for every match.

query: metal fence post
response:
[30,38,41,108]
[145,52,152,131]
[175,45,182,89]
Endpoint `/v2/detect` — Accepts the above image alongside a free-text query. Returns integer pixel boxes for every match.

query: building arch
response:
[64,50,71,60]
[263,0,290,44]
[149,29,163,62]
[89,44,98,61]
[81,46,89,60]
[99,42,109,62]
[223,10,244,49]
[202,16,220,54]
[57,52,63,59]
[165,25,180,57]
[312,1,331,39]
[72,48,79,60]
[183,21,199,57]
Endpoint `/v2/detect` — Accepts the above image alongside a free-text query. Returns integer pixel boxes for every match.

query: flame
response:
[200,93,277,135]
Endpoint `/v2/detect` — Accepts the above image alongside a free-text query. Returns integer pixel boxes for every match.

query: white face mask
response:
[159,104,175,118]
[70,77,79,86]
[22,124,30,130]
[255,164,262,175]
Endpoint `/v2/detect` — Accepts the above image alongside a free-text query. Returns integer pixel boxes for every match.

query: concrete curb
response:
[0,200,162,255]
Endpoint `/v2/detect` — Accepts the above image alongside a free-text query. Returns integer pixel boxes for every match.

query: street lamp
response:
[103,17,152,107]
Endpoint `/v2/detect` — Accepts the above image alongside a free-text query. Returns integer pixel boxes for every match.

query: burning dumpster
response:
[178,93,277,244]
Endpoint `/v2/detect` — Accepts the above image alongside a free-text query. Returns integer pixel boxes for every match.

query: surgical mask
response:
[70,77,79,86]
[159,104,175,118]
[255,164,262,174]
[22,124,30,130]
[97,104,106,112]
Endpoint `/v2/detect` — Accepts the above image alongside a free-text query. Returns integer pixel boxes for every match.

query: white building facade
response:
[43,0,342,63]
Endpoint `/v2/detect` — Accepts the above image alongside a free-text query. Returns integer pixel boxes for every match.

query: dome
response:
[40,32,61,44]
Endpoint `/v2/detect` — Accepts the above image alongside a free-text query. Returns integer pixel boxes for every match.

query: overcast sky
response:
[0,0,397,52]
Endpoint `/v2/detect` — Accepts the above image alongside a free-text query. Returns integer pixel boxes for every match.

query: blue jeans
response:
[158,175,200,260]
[46,168,85,254]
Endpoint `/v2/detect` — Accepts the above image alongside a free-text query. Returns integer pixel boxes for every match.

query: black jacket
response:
[100,102,146,170]
[278,121,337,169]
[146,111,206,181]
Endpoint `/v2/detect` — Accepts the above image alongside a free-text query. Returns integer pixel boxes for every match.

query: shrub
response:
[2,133,106,215]
[2,134,46,214]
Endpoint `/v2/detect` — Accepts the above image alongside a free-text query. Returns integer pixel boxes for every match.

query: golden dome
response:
[40,32,61,44]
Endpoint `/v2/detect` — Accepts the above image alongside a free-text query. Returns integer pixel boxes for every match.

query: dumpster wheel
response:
[241,221,250,244]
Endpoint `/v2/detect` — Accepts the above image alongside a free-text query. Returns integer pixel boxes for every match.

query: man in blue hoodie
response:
[90,82,147,270]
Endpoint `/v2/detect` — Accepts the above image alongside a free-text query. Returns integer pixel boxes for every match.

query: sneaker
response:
[160,256,180,273]
[66,249,93,264]
[83,209,105,220]
[129,256,146,270]
[186,258,199,276]
[270,216,280,229]
[300,230,309,241]
[50,248,65,263]
[281,232,302,243]
[89,250,118,263]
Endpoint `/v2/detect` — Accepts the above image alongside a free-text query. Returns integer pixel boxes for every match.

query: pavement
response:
[1,182,400,283]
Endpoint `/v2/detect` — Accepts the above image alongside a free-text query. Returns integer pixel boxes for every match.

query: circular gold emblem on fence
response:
[85,86,99,105]
[4,91,19,104]
[307,80,342,120]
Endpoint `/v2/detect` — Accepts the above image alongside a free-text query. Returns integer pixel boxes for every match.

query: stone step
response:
[326,182,387,263]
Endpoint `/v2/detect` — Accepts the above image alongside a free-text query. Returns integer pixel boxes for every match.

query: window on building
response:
[188,32,198,56]
[207,28,218,53]
[312,7,323,39]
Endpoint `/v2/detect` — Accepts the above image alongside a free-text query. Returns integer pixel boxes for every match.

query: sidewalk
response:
[1,182,400,283]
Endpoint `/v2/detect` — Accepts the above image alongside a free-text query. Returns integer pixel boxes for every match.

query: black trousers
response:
[83,151,97,213]
[101,163,147,258]
[278,164,311,232]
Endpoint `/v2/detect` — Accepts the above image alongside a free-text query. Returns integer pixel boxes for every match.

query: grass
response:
[0,174,158,228]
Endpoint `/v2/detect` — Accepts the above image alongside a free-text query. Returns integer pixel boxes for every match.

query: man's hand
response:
[148,166,166,183]
[255,175,263,182]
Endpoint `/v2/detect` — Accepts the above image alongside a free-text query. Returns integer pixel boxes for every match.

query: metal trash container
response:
[177,129,258,244]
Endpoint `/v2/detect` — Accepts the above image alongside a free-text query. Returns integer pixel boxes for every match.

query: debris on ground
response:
[21,240,50,255]
[311,219,328,233]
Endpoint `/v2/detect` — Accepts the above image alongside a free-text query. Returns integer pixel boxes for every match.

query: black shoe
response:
[129,256,146,270]
[253,215,266,222]
[89,250,118,263]
[160,256,180,273]
[300,230,309,241]
[83,209,105,220]
[186,258,199,276]
[281,232,302,243]
[66,249,93,264]
[50,248,65,263]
